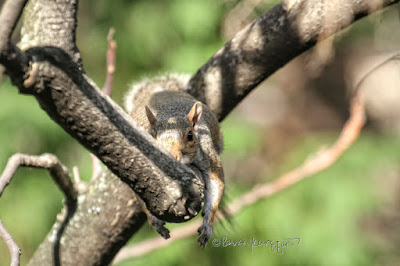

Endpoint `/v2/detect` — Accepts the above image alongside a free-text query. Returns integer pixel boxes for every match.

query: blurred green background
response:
[1,0,400,265]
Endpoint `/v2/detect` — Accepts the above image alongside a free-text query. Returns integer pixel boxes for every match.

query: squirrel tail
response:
[124,73,191,113]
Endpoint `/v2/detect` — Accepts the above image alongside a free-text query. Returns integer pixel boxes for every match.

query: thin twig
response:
[0,220,21,266]
[103,27,116,97]
[90,28,116,181]
[90,154,102,181]
[0,153,78,265]
[72,165,88,193]
[72,166,81,184]
[0,153,77,204]
[0,0,28,52]
[226,92,365,214]
[113,92,365,264]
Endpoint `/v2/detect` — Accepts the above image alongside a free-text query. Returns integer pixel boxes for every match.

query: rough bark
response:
[19,0,82,67]
[187,0,400,121]
[1,0,204,264]
[28,170,147,266]
[0,0,398,265]
[21,46,204,221]
[16,0,205,222]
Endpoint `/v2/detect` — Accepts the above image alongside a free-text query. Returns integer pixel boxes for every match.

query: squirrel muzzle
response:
[157,130,195,164]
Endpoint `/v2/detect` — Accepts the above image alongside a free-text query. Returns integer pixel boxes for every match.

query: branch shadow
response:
[53,201,77,266]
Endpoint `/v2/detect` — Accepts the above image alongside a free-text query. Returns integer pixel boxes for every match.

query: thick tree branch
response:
[187,0,399,121]
[1,0,206,222]
[21,46,203,221]
[0,0,29,89]
[113,91,366,263]
[0,220,21,266]
[0,0,28,51]
[0,0,203,263]
[27,169,147,266]
[19,0,82,67]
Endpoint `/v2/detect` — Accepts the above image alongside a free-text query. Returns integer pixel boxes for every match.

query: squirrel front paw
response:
[149,215,170,239]
[197,222,213,248]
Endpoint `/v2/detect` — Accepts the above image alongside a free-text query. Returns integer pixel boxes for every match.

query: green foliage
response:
[221,119,263,157]
[77,0,225,102]
[0,83,92,265]
[0,1,398,265]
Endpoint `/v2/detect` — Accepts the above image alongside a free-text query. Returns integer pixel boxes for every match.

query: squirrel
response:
[124,74,224,247]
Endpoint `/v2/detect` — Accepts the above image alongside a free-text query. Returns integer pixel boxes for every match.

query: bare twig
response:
[72,165,88,193]
[0,153,77,204]
[113,220,202,263]
[0,0,28,52]
[90,154,102,181]
[72,166,81,184]
[355,53,400,91]
[89,28,117,181]
[0,220,21,266]
[226,92,365,214]
[113,92,365,264]
[103,27,116,97]
[0,154,78,265]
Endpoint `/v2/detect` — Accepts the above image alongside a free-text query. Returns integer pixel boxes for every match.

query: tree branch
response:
[187,0,399,121]
[11,0,205,222]
[0,153,78,266]
[0,153,77,204]
[20,46,203,221]
[19,0,82,66]
[113,91,366,263]
[0,0,28,51]
[103,28,116,97]
[27,169,147,266]
[88,27,117,182]
[0,220,21,266]
[0,0,29,89]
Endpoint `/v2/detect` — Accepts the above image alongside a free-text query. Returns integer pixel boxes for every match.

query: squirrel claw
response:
[150,216,170,239]
[197,223,212,247]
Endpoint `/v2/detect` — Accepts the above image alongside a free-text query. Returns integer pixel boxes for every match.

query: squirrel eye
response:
[187,130,194,141]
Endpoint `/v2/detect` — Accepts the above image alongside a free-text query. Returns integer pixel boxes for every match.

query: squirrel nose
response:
[171,151,181,161]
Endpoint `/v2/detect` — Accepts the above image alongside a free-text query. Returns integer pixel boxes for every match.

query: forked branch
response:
[0,153,77,266]
[0,153,77,205]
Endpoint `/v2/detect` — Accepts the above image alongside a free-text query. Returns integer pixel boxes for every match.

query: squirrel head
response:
[145,102,202,164]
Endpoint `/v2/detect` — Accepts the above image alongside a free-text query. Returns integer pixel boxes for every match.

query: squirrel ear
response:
[187,101,202,129]
[145,106,157,125]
